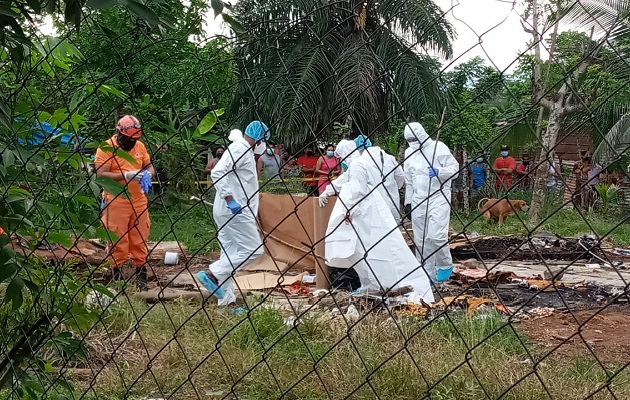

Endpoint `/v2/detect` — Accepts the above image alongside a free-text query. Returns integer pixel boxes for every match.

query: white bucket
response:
[164,252,179,265]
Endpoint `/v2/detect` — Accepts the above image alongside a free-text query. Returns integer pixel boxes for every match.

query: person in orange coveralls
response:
[95,115,155,290]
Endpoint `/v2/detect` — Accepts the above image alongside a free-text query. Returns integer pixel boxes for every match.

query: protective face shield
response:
[117,133,137,151]
[501,151,509,157]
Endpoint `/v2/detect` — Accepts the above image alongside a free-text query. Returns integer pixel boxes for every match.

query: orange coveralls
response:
[95,136,151,268]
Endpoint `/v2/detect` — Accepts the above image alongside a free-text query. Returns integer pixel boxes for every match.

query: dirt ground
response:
[519,306,630,365]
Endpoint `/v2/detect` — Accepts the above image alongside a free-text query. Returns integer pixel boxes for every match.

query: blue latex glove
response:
[226,199,242,215]
[428,166,439,179]
[140,171,152,194]
[436,266,454,282]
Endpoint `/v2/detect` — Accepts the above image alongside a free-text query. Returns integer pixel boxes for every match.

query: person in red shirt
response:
[297,146,319,196]
[493,145,516,191]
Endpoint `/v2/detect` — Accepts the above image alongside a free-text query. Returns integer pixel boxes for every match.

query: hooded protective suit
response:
[322,144,403,223]
[363,147,404,223]
[228,129,243,142]
[335,139,358,170]
[324,149,434,304]
[403,122,459,281]
[209,136,264,305]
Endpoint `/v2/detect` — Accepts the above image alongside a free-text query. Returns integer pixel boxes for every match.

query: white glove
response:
[124,170,142,182]
[318,192,329,207]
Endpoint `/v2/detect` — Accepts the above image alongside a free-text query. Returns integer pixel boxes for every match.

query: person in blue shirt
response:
[469,152,488,204]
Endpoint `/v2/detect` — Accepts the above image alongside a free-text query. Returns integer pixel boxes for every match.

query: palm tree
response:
[227,0,453,146]
[564,1,630,165]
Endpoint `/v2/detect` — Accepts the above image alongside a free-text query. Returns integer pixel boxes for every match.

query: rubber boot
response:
[135,266,148,291]
[111,267,124,283]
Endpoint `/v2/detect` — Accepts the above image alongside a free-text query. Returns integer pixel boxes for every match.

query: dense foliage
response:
[2,0,630,396]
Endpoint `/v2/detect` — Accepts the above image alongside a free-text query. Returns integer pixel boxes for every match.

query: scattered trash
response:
[302,274,316,284]
[513,307,554,322]
[612,248,630,257]
[452,269,516,285]
[543,266,566,281]
[450,234,610,262]
[85,288,117,309]
[397,303,428,317]
[313,289,329,298]
[345,304,360,321]
[163,251,179,265]
[430,295,501,317]
[282,281,312,297]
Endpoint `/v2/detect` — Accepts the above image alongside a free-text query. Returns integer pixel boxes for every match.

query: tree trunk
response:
[529,107,562,224]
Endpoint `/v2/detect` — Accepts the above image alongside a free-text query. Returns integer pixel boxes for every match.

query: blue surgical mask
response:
[476,157,484,163]
[327,151,334,157]
[500,151,509,157]
[266,149,274,155]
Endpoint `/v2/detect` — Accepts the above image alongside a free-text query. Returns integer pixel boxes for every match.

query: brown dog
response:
[478,198,529,224]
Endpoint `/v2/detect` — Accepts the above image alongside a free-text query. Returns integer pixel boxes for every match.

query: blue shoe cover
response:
[228,306,245,315]
[197,271,226,299]
[436,266,454,282]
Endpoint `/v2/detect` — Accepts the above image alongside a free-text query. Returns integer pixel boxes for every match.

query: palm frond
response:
[229,0,453,145]
[376,0,454,58]
[593,111,630,164]
[562,0,630,38]
[377,35,445,119]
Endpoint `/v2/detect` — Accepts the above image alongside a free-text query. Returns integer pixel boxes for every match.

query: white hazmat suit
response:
[364,147,405,223]
[324,149,434,304]
[209,136,264,305]
[322,146,404,223]
[335,138,358,169]
[404,122,459,281]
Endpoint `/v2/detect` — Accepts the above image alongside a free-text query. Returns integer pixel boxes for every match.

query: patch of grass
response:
[452,200,630,246]
[68,301,630,399]
[149,201,217,254]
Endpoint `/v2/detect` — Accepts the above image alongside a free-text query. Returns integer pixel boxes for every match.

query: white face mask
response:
[253,142,266,155]
[408,141,421,150]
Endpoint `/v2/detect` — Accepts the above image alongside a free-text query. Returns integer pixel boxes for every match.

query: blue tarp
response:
[16,120,91,151]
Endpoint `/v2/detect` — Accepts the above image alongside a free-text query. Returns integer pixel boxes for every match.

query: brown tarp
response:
[244,193,336,288]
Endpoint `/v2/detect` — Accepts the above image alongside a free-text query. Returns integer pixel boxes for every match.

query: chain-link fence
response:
[2,0,630,398]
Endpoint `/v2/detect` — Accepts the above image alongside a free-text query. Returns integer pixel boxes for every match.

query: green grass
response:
[66,300,630,400]
[149,201,218,254]
[452,200,630,246]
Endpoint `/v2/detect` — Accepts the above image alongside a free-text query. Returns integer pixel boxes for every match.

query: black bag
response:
[329,267,361,291]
